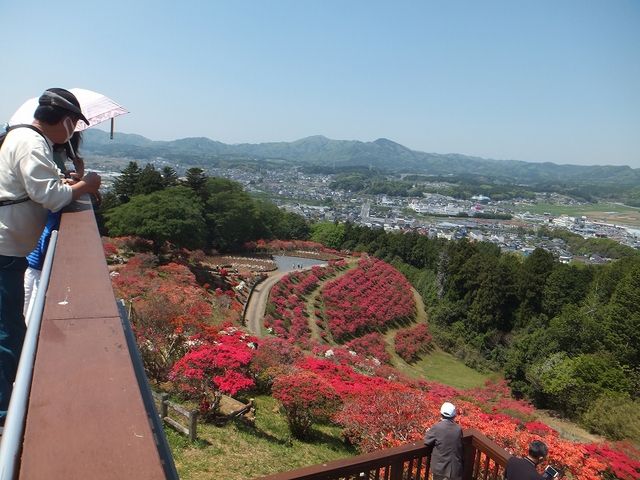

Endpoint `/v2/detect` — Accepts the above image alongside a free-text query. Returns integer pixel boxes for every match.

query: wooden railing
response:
[256,428,511,480]
[15,197,178,479]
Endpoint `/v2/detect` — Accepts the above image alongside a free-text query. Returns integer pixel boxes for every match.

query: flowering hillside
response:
[263,260,348,347]
[105,242,640,480]
[321,257,416,340]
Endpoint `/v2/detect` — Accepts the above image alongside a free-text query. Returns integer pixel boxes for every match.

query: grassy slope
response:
[165,395,356,480]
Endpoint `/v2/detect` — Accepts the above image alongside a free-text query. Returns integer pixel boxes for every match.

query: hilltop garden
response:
[103,236,640,480]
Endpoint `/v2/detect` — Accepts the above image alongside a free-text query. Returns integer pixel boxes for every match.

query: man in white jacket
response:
[0,88,101,432]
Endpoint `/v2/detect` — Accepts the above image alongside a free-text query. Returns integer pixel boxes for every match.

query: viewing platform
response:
[0,196,512,479]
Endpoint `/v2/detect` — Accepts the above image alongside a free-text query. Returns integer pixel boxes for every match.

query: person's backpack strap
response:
[0,124,48,150]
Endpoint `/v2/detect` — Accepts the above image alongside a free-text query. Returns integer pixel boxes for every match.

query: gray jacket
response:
[423,419,464,477]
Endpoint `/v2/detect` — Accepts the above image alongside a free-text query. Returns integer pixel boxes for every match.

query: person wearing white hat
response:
[423,402,464,480]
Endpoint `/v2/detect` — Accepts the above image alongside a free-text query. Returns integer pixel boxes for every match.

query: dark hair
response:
[34,88,82,126]
[529,440,548,459]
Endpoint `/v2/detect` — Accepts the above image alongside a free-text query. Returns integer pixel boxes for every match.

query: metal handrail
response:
[0,230,58,480]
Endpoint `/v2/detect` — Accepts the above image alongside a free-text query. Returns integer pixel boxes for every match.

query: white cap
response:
[440,402,456,418]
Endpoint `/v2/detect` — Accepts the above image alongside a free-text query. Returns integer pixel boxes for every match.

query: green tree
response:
[106,186,206,254]
[254,200,285,240]
[202,177,258,252]
[603,262,640,367]
[527,352,632,416]
[503,322,557,399]
[547,303,605,356]
[94,190,121,236]
[113,161,141,203]
[515,248,555,327]
[184,167,208,198]
[310,222,345,250]
[161,166,180,187]
[135,163,165,195]
[542,264,595,318]
[281,211,310,240]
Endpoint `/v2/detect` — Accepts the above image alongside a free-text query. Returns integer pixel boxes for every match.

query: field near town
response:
[516,201,640,227]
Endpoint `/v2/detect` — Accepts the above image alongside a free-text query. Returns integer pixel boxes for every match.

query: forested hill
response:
[83,129,640,186]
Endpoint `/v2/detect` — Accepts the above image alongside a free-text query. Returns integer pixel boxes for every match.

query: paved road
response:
[245,266,322,337]
[245,271,288,337]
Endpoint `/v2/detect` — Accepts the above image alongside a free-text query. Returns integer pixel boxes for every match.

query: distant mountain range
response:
[82,129,639,187]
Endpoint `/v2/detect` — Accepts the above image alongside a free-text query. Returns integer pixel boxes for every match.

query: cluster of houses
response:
[104,162,640,263]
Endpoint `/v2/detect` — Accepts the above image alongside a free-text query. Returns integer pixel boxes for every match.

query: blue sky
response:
[1,1,638,167]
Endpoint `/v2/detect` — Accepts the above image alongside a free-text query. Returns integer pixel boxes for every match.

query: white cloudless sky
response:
[1,1,638,167]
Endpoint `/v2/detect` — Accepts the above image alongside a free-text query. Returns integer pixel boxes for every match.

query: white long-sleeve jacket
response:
[0,127,72,256]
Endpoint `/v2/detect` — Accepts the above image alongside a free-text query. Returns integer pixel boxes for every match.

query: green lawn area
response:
[393,348,490,390]
[165,394,355,480]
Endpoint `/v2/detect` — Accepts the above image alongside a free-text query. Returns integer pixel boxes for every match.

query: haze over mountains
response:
[83,129,640,186]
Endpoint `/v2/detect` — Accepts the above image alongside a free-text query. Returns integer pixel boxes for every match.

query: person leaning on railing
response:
[423,402,464,480]
[504,440,549,480]
[0,88,101,435]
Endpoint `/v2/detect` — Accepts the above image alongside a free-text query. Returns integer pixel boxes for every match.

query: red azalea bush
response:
[103,242,118,257]
[271,369,342,439]
[111,256,214,382]
[250,337,303,392]
[169,341,255,419]
[321,258,415,341]
[394,323,432,363]
[336,384,432,452]
[345,332,391,364]
[584,443,640,480]
[465,378,535,417]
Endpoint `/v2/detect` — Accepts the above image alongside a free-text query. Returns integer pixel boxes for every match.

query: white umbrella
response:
[9,88,129,135]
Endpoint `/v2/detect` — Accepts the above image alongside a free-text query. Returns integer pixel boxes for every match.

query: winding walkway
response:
[245,271,287,337]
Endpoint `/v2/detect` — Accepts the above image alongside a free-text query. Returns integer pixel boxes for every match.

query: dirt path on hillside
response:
[384,287,428,352]
[412,288,428,324]
[532,410,604,444]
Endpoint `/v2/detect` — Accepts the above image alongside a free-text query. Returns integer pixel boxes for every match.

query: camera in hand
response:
[542,466,559,479]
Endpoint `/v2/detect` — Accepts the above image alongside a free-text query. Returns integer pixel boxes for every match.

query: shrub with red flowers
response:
[584,443,640,480]
[394,323,432,363]
[103,242,118,257]
[250,337,303,392]
[169,341,255,420]
[271,369,342,439]
[335,384,432,452]
[321,258,415,341]
[465,378,534,417]
[111,256,214,382]
[345,332,391,364]
[297,356,391,398]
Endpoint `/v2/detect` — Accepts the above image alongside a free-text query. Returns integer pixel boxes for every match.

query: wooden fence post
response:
[160,394,168,420]
[188,410,198,443]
